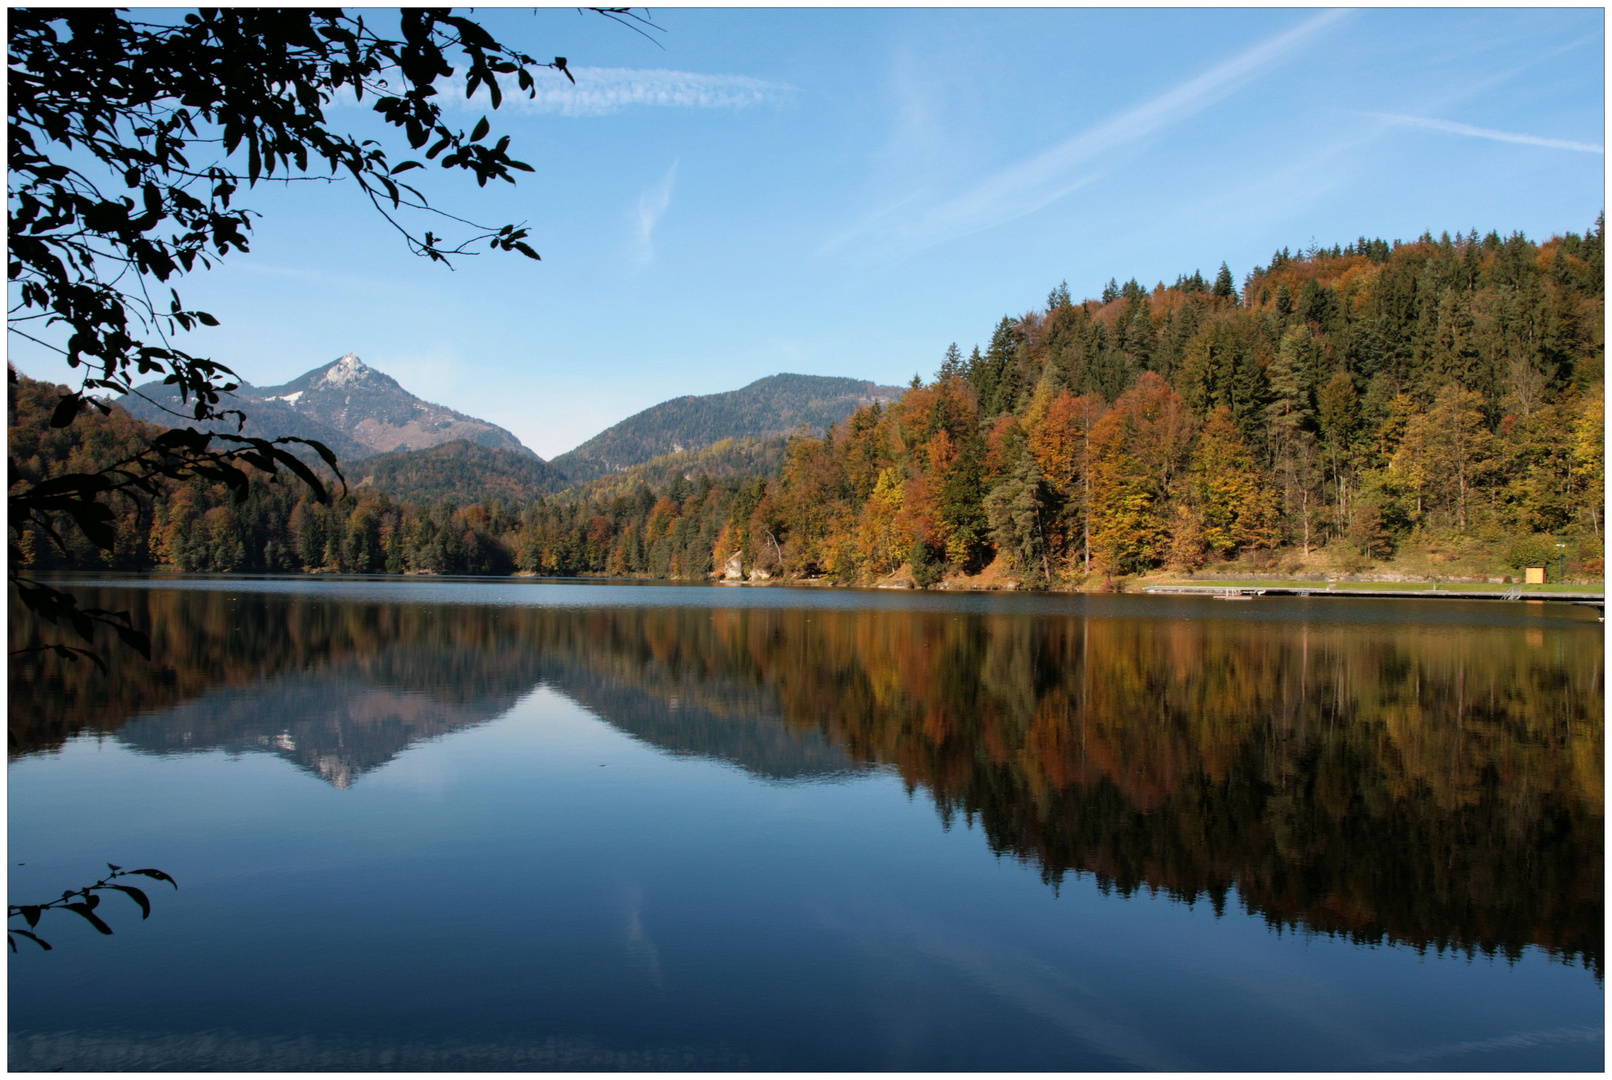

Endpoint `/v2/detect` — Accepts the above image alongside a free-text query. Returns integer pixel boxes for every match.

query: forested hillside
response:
[11,222,1604,585]
[725,223,1604,585]
[351,440,569,504]
[550,373,904,484]
[578,436,789,499]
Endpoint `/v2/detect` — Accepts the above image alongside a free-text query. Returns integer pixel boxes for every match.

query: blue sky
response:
[10,8,1604,459]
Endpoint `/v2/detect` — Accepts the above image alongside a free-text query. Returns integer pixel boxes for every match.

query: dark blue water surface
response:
[8,578,1604,1070]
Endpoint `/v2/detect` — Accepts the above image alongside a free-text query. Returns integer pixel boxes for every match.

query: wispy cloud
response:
[636,162,678,267]
[824,9,1350,258]
[496,67,794,117]
[1362,112,1603,154]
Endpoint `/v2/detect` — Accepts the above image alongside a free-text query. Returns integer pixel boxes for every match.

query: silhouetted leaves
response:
[8,865,177,952]
[63,899,114,935]
[107,885,152,919]
[9,929,51,952]
[128,869,178,889]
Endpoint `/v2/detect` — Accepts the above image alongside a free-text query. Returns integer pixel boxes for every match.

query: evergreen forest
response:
[11,222,1605,587]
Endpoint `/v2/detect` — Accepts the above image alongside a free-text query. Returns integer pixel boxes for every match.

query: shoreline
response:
[34,568,1608,604]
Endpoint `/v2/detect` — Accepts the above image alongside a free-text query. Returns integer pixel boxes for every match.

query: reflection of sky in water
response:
[8,582,1604,1070]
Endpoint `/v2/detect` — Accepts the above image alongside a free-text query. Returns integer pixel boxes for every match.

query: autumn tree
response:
[1416,383,1494,530]
[1183,407,1279,560]
[1571,391,1604,538]
[1088,373,1186,576]
[857,466,909,577]
[1024,388,1106,574]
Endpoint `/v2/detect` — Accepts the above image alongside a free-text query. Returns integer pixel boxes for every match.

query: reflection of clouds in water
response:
[1369,1024,1603,1066]
[894,919,1187,1070]
[810,900,1181,1070]
[624,884,664,989]
[8,1029,749,1071]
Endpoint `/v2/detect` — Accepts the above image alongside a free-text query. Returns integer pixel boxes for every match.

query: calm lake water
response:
[8,577,1604,1071]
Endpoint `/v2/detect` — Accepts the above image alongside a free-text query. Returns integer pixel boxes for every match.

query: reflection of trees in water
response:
[752,608,1602,976]
[9,588,858,784]
[10,587,1603,974]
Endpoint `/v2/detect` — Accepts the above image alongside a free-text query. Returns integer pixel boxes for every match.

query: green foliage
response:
[1505,534,1560,571]
[579,436,790,501]
[354,440,568,504]
[984,454,1048,581]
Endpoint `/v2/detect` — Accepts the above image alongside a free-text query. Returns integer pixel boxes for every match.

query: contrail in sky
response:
[825,9,1351,256]
[1363,112,1603,154]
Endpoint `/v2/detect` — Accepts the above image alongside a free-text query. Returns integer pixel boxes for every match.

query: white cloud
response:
[496,67,794,117]
[825,9,1350,258]
[636,162,678,267]
[1361,112,1603,155]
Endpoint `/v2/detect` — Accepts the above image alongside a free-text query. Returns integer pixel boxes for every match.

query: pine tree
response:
[1126,300,1155,373]
[984,454,1048,581]
[977,317,1022,419]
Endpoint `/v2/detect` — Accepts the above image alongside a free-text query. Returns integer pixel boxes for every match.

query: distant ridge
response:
[551,373,905,485]
[352,439,568,504]
[120,353,536,462]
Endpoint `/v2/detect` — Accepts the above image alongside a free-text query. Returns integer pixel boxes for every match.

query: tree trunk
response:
[1456,461,1468,531]
[1301,489,1310,557]
[1082,460,1092,574]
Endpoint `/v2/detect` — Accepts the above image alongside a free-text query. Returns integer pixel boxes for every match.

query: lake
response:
[7,577,1604,1071]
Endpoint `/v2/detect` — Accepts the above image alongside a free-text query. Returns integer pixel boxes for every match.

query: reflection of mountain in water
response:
[100,633,553,787]
[72,600,857,787]
[540,658,858,782]
[115,674,525,788]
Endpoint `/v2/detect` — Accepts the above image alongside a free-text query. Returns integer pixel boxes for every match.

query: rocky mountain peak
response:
[121,352,534,461]
[321,353,371,386]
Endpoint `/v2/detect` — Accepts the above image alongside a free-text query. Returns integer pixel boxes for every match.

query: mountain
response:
[550,373,906,485]
[351,439,569,504]
[119,353,536,462]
